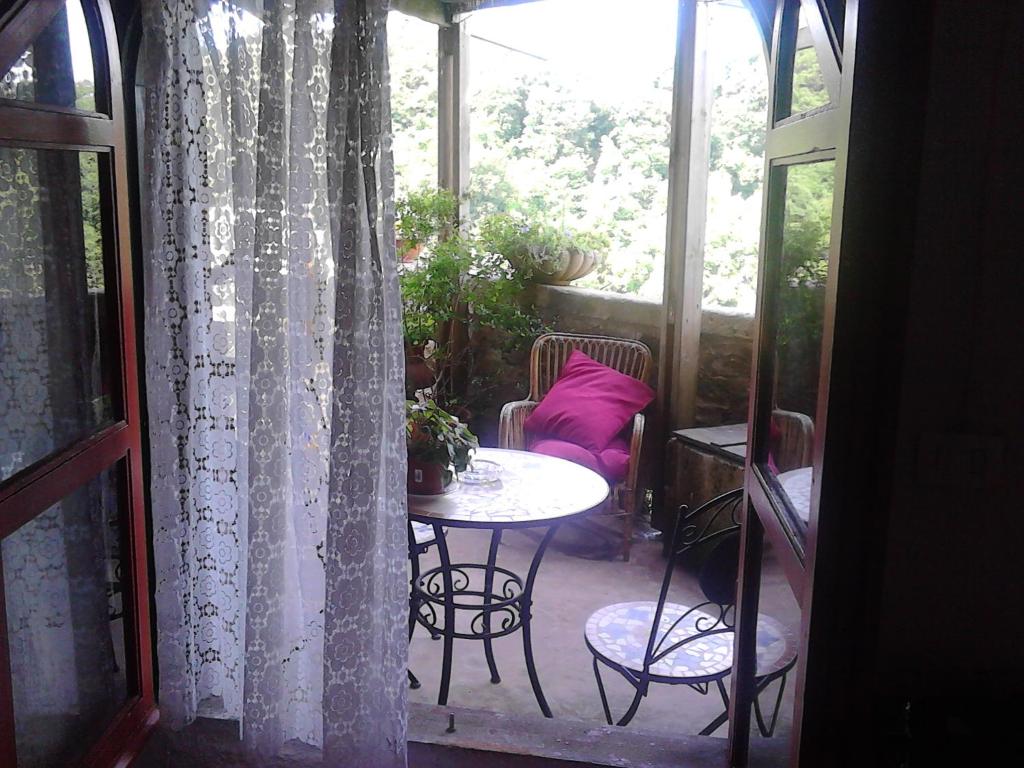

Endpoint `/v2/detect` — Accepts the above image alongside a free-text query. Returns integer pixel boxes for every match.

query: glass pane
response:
[761,160,835,527]
[782,3,831,119]
[0,1,97,112]
[465,0,676,299]
[388,11,438,200]
[743,540,801,764]
[702,1,767,314]
[0,148,117,483]
[3,464,129,767]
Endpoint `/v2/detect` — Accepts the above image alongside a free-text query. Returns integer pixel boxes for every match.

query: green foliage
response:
[389,7,769,305]
[772,161,834,415]
[777,162,833,341]
[80,151,103,292]
[708,56,767,200]
[406,399,478,482]
[790,47,830,115]
[388,13,438,198]
[396,186,458,250]
[398,195,545,409]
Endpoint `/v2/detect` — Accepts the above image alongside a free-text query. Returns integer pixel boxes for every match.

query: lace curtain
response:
[141,0,406,761]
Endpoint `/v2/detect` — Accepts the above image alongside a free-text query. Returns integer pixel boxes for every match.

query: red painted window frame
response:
[0,1,157,765]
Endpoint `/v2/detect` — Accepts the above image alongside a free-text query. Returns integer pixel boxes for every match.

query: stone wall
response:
[465,284,754,445]
[695,308,754,426]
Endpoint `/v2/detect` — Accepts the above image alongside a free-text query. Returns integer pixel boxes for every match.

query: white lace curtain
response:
[141,0,406,761]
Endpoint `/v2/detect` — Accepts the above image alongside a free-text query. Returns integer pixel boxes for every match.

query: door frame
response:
[728,0,858,764]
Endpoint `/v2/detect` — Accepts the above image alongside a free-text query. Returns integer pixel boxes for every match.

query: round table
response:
[407,447,609,717]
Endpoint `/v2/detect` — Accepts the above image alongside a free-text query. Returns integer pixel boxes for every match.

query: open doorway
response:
[388,0,796,749]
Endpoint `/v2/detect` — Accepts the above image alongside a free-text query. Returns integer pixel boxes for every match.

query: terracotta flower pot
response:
[398,239,424,263]
[408,457,446,495]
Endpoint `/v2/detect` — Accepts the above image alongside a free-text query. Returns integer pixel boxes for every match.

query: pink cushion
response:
[596,438,631,482]
[529,436,631,483]
[529,438,602,475]
[524,350,654,452]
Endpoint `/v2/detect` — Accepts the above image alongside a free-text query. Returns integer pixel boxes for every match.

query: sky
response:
[465,0,678,103]
[67,1,96,84]
[464,0,763,104]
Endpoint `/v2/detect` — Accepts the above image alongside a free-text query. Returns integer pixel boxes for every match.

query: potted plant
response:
[406,399,478,495]
[478,212,609,285]
[396,187,459,262]
[400,232,543,410]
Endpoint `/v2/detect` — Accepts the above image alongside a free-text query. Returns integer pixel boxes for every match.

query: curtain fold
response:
[142,0,406,761]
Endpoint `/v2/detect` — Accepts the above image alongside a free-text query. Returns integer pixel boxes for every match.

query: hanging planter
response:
[478,213,609,286]
[525,244,601,285]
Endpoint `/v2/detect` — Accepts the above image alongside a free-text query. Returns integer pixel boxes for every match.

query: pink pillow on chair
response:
[524,349,654,452]
[529,436,631,483]
[529,438,602,475]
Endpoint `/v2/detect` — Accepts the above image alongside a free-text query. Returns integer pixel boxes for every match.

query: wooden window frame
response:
[0,1,157,765]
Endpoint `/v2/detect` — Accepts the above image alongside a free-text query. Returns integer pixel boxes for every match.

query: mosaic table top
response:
[585,601,796,681]
[778,466,813,523]
[408,448,609,529]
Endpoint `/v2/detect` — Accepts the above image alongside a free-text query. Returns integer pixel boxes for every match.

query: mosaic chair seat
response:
[584,489,798,734]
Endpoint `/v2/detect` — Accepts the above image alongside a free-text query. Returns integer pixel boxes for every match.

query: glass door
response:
[728,0,855,765]
[0,1,155,765]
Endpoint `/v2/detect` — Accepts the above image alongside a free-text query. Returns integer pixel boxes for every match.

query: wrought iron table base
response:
[409,521,560,718]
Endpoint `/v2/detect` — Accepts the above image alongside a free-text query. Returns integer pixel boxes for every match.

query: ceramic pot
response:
[527,247,600,285]
[408,457,446,495]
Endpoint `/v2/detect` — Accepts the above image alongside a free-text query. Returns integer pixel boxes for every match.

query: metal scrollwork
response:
[501,575,522,599]
[469,604,522,638]
[423,566,471,596]
[415,599,440,633]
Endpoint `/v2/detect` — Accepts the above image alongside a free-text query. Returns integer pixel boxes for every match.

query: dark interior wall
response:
[876,0,1024,702]
[799,1,1023,764]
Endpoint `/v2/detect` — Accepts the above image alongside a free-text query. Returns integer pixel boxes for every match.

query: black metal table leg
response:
[408,523,423,690]
[521,524,560,718]
[434,521,456,706]
[408,525,422,643]
[482,528,503,684]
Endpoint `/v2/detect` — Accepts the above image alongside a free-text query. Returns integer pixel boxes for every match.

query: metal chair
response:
[407,521,441,689]
[498,332,653,560]
[584,489,797,734]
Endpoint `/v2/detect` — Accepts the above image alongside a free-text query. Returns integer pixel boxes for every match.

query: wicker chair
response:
[770,408,814,473]
[498,333,654,561]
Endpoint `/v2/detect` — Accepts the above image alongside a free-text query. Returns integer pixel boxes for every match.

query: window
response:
[388,11,439,198]
[465,0,677,298]
[0,3,155,765]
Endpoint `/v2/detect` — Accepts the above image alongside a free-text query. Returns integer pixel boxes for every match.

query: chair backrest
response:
[642,488,744,675]
[529,332,653,401]
[770,408,814,472]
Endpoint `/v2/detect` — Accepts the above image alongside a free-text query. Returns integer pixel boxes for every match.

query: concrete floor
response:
[408,523,800,741]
